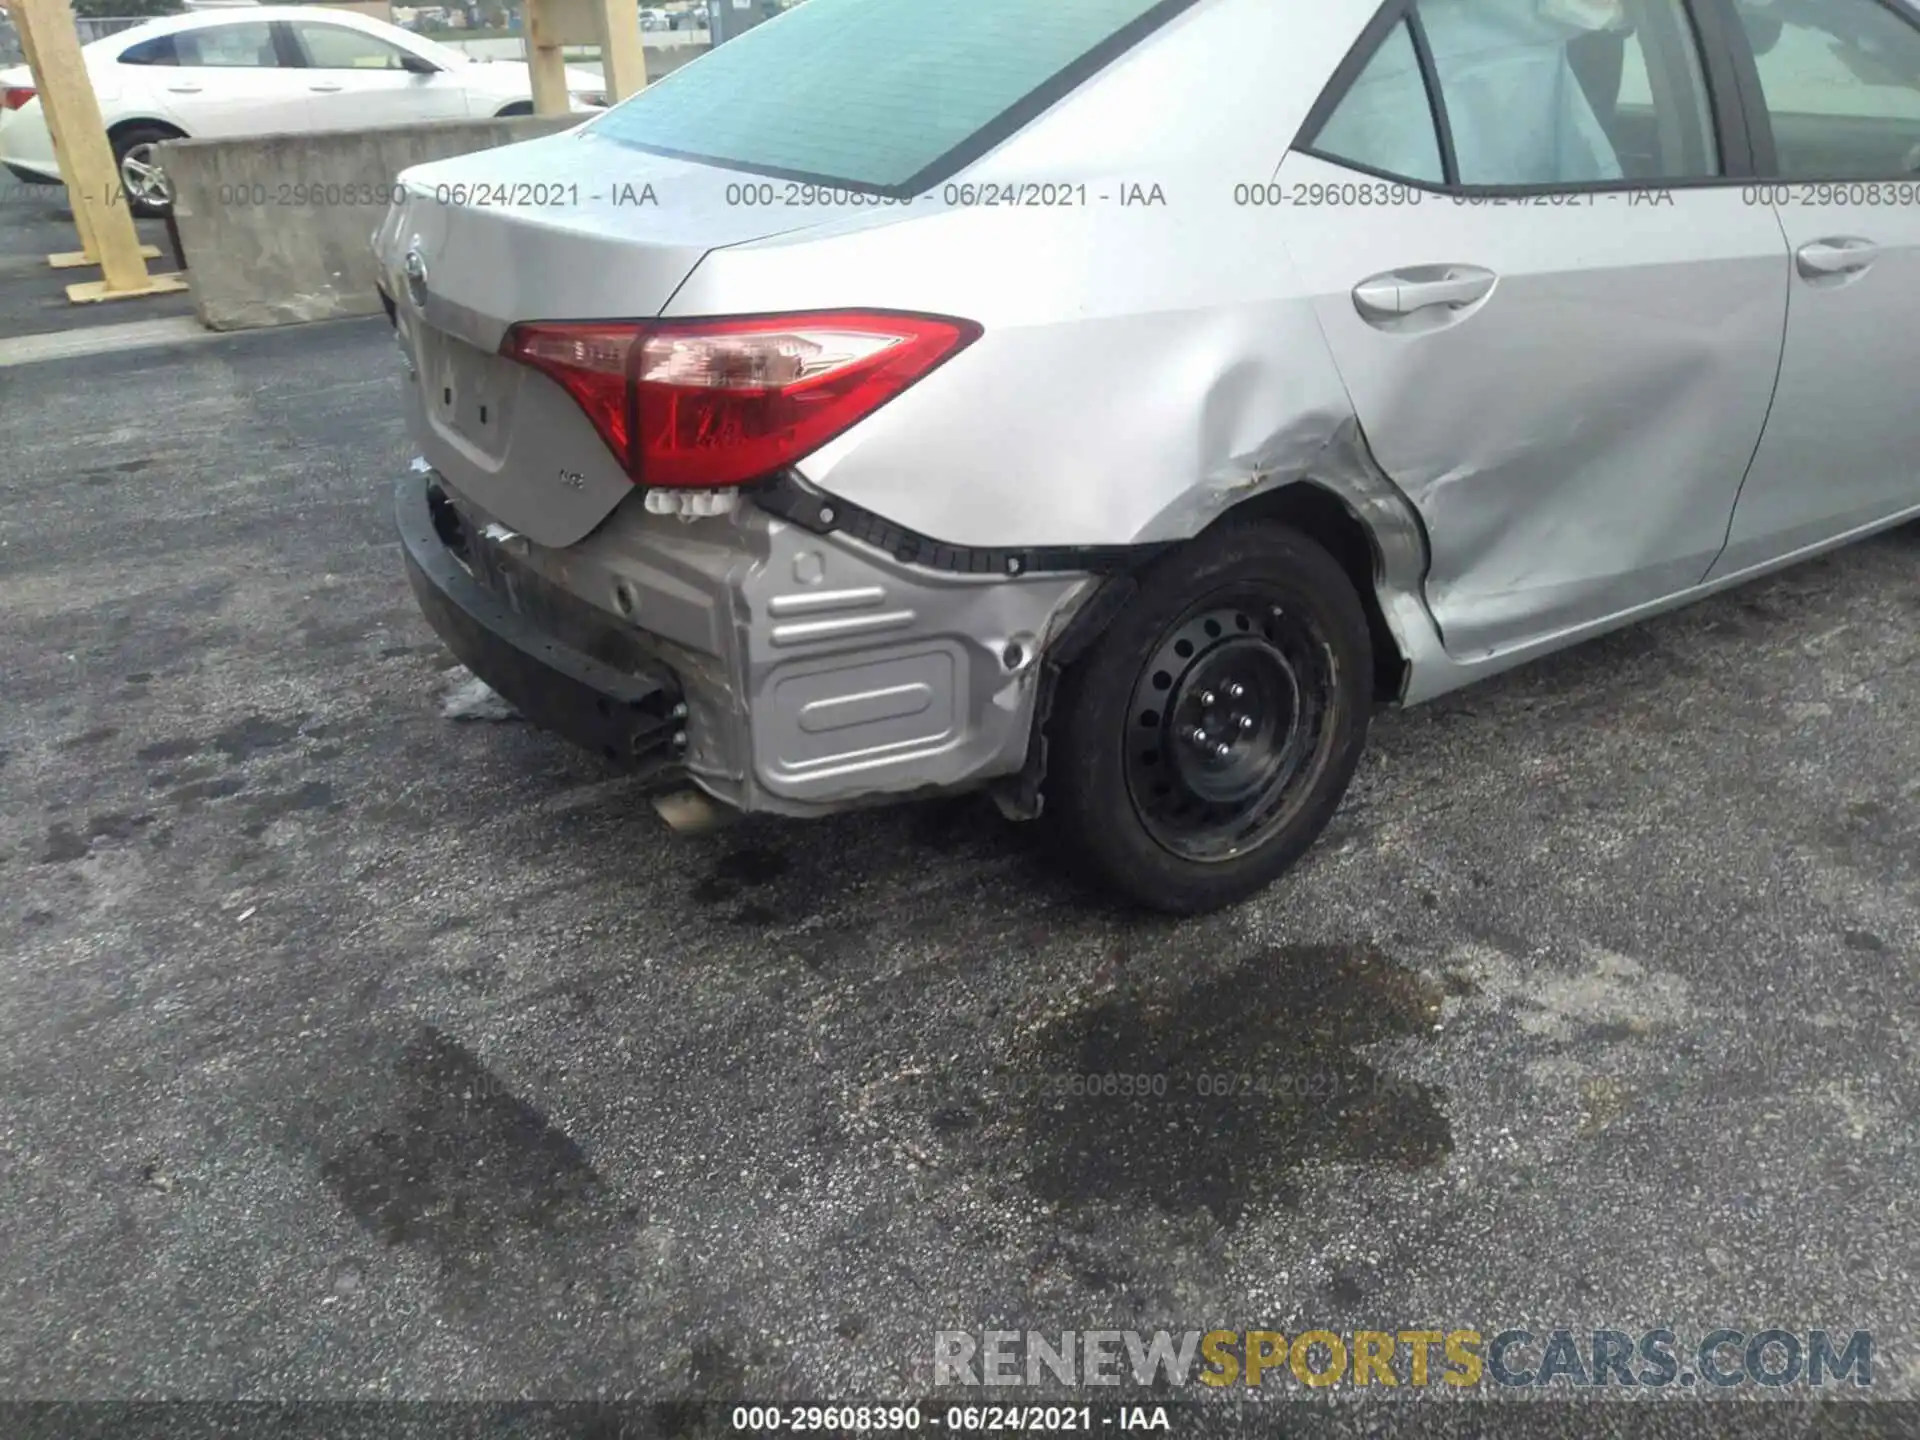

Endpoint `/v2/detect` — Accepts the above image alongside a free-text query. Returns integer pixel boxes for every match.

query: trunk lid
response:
[378,126,876,546]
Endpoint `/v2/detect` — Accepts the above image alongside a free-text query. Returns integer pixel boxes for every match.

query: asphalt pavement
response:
[1,210,1918,1436]
[0,182,191,338]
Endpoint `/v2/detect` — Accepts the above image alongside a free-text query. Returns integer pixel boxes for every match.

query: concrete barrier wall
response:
[639,44,709,80]
[552,43,709,84]
[160,115,579,332]
[444,32,711,57]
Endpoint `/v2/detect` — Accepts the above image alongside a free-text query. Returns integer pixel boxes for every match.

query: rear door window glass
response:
[588,0,1189,193]
[294,22,414,70]
[1736,0,1920,179]
[1304,0,1722,187]
[1420,0,1718,185]
[118,34,178,66]
[174,22,280,68]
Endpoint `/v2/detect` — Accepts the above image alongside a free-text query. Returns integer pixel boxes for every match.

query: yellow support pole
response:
[523,0,572,116]
[9,6,105,266]
[12,0,183,301]
[592,0,648,102]
[521,0,645,113]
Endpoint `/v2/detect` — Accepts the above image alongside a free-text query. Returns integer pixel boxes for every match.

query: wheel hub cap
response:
[120,144,172,207]
[1168,638,1299,803]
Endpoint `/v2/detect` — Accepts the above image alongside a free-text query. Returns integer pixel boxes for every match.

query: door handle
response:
[308,82,345,92]
[1796,238,1879,279]
[164,83,202,93]
[1353,265,1497,322]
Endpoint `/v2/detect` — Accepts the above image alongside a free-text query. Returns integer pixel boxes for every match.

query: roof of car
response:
[103,5,403,42]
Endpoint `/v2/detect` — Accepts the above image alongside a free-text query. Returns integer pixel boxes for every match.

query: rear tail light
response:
[501,310,981,490]
[2,87,36,111]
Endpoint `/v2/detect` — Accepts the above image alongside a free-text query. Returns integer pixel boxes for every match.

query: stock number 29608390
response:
[731,1406,1101,1432]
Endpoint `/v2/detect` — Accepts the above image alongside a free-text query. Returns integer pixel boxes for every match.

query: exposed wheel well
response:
[107,118,188,148]
[1208,483,1409,704]
[495,100,534,117]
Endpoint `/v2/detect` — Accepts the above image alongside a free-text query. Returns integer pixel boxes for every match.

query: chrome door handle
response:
[1797,238,1879,278]
[308,82,345,92]
[1353,265,1497,321]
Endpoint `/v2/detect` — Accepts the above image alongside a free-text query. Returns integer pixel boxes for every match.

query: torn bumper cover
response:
[396,464,1103,817]
[397,472,685,770]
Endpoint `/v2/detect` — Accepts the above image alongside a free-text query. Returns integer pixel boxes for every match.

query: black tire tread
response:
[1044,520,1374,915]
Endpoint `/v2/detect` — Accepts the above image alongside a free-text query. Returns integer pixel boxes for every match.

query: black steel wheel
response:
[1047,521,1373,914]
[1124,593,1333,863]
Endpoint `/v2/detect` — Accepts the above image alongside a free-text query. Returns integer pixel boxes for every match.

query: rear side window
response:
[1304,0,1722,187]
[173,22,280,68]
[588,0,1194,194]
[118,34,177,66]
[1310,19,1445,185]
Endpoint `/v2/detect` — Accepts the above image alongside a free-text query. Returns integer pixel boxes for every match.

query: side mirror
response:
[401,53,439,75]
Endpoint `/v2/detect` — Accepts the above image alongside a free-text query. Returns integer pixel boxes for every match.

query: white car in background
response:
[0,5,606,214]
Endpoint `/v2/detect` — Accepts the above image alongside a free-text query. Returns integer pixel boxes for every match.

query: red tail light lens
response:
[502,310,981,490]
[501,322,637,465]
[2,87,36,111]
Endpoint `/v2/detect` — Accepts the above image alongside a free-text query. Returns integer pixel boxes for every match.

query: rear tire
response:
[110,122,182,218]
[1045,521,1373,915]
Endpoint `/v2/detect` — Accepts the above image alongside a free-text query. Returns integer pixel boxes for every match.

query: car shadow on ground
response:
[492,519,1920,933]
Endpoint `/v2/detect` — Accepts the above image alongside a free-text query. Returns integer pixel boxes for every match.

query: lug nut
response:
[1239,715,1254,732]
[1227,683,1246,700]
[1213,743,1231,759]
[670,702,688,720]
[1199,690,1216,707]
[1190,727,1209,745]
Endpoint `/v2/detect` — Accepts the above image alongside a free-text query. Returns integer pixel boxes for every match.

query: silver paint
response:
[440,485,1094,816]
[375,0,1920,809]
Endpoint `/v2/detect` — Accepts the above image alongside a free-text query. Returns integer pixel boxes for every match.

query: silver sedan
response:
[377,0,1920,913]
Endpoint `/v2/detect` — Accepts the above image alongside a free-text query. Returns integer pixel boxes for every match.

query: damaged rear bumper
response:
[396,463,1102,818]
[397,470,686,770]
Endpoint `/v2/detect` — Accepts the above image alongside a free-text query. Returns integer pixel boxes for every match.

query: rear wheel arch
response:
[494,100,534,117]
[1205,481,1409,705]
[108,116,187,145]
[1045,483,1413,706]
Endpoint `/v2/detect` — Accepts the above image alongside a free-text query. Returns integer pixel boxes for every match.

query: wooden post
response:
[523,0,572,116]
[12,0,183,300]
[592,0,647,102]
[10,6,105,266]
[521,0,646,113]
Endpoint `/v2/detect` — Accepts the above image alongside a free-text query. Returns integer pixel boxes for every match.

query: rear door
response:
[1707,0,1920,574]
[1275,0,1791,658]
[156,19,306,137]
[288,19,471,130]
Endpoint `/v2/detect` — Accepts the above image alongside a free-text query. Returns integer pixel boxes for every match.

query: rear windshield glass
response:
[588,0,1187,194]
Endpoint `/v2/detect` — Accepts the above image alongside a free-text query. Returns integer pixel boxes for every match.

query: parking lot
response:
[2,182,1919,1428]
